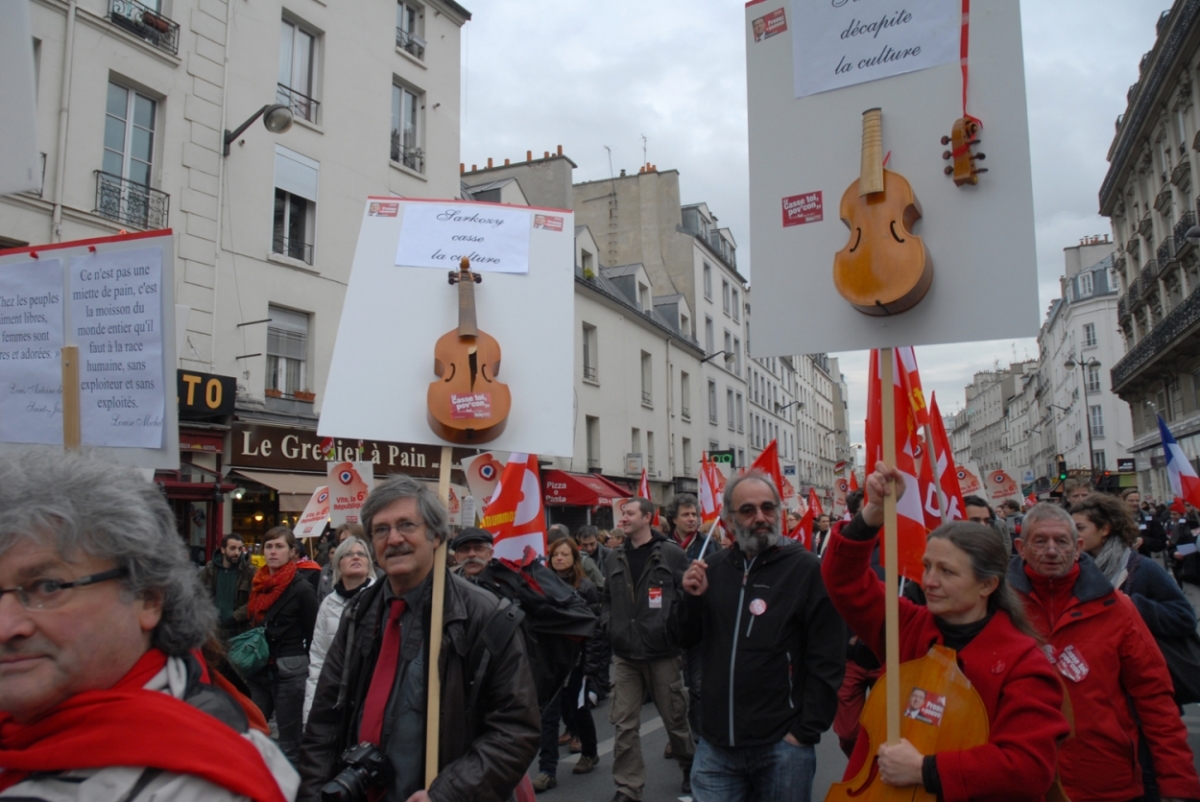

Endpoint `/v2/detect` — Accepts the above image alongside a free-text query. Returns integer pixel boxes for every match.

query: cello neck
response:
[859,108,884,196]
[457,267,479,339]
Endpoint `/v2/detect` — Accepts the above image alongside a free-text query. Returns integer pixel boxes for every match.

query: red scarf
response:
[675,531,697,552]
[0,649,286,802]
[248,560,298,624]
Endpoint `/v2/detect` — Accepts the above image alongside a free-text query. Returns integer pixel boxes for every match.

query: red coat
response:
[1009,556,1200,802]
[823,523,1069,802]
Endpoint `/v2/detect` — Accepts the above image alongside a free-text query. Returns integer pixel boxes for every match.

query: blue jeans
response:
[690,736,816,802]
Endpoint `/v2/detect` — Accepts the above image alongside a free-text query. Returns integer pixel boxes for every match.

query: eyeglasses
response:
[0,566,129,611]
[735,501,779,520]
[341,550,370,560]
[371,520,423,540]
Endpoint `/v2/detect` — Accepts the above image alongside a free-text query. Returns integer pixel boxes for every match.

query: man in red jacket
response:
[1009,502,1200,802]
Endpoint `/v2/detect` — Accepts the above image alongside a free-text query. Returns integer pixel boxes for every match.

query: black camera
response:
[321,742,390,802]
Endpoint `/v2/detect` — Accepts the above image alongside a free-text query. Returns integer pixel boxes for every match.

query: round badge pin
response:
[749,598,767,616]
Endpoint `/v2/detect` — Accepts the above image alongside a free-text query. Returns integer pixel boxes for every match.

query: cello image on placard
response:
[832,108,933,316]
[426,257,511,444]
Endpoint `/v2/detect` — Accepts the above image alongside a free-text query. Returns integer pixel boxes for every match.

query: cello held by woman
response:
[821,462,1069,802]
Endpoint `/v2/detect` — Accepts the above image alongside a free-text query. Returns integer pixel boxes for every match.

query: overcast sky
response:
[459,0,1167,459]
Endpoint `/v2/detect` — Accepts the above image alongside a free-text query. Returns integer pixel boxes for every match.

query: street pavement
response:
[528,699,1200,802]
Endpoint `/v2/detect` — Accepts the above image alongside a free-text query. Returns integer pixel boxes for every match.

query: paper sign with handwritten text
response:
[0,259,64,444]
[395,201,532,274]
[791,0,960,99]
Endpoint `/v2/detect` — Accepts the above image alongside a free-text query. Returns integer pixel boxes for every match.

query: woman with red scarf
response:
[245,526,318,766]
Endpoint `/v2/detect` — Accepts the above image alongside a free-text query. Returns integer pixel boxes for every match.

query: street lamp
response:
[223,104,294,156]
[1064,355,1102,478]
[700,350,733,364]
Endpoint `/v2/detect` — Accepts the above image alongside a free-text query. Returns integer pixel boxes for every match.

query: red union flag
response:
[699,453,724,525]
[896,346,929,428]
[928,393,965,522]
[639,468,661,527]
[748,439,786,503]
[480,453,547,561]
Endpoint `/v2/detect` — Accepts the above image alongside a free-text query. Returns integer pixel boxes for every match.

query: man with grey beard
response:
[673,471,845,802]
[451,528,494,578]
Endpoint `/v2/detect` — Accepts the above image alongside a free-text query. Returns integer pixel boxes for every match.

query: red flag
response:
[897,346,929,428]
[849,471,860,492]
[865,349,927,582]
[480,453,547,561]
[748,439,786,503]
[638,468,661,528]
[791,488,824,548]
[929,393,965,522]
[699,453,724,525]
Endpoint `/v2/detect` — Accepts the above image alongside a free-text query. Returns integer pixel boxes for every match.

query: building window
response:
[737,448,745,468]
[99,82,164,229]
[586,416,600,470]
[1083,322,1096,347]
[278,19,319,123]
[638,281,651,312]
[733,337,742,376]
[705,317,714,353]
[722,279,731,315]
[1086,365,1101,394]
[582,323,598,382]
[708,380,717,424]
[641,352,652,406]
[647,431,655,473]
[391,83,424,173]
[682,437,692,475]
[273,145,318,264]
[680,372,691,420]
[1078,271,1093,298]
[1093,450,1107,472]
[395,1,425,59]
[736,393,744,433]
[1089,405,1104,437]
[267,306,308,396]
[727,388,735,430]
[631,428,641,460]
[703,263,712,300]
[724,330,733,361]
[680,311,690,337]
[731,288,740,322]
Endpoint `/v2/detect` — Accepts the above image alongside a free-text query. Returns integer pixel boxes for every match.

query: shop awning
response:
[232,470,325,512]
[543,470,632,507]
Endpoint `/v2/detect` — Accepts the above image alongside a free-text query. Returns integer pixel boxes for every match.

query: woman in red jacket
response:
[822,463,1069,802]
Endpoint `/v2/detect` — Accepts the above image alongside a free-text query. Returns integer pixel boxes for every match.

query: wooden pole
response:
[880,347,901,746]
[61,346,80,450]
[425,445,452,789]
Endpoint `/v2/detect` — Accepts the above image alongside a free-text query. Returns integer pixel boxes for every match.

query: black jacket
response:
[198,556,256,629]
[299,570,540,802]
[600,533,690,661]
[259,575,318,658]
[673,540,845,748]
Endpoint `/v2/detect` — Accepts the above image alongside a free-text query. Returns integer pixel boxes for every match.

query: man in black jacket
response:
[601,497,694,801]
[198,533,255,639]
[299,475,540,802]
[675,471,845,802]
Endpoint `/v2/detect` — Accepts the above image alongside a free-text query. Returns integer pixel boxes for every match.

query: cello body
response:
[825,645,989,802]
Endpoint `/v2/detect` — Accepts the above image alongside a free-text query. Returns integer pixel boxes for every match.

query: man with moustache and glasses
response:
[300,476,539,802]
[673,471,845,802]
[450,528,494,579]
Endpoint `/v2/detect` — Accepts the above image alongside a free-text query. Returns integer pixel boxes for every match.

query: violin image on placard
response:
[941,116,987,187]
[832,108,933,316]
[824,645,988,802]
[426,257,511,444]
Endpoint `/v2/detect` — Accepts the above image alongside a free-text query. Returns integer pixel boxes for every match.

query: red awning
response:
[543,470,632,507]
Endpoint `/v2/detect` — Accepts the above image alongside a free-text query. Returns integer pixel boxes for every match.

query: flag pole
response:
[880,347,901,746]
[697,517,721,561]
[425,445,452,789]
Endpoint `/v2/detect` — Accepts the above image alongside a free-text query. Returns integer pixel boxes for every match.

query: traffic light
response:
[1056,454,1067,481]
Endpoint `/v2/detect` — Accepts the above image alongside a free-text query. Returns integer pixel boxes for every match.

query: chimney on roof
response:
[504,158,510,165]
[487,157,493,168]
[459,163,464,174]
[620,169,626,177]
[526,150,532,161]
[544,151,550,159]
[557,145,563,156]
[471,164,477,171]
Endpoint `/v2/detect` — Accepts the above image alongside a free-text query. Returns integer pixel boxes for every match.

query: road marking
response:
[560,715,665,765]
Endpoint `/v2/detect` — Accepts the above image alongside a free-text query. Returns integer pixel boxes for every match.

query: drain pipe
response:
[209,0,235,370]
[50,0,78,242]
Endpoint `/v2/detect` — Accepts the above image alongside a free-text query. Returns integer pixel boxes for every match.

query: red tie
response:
[359,598,405,745]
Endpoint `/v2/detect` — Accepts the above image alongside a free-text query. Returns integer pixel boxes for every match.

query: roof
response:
[600,264,644,279]
[576,265,702,353]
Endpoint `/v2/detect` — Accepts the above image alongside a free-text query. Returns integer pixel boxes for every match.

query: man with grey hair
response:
[300,474,539,802]
[0,450,298,801]
[674,471,845,802]
[601,497,694,801]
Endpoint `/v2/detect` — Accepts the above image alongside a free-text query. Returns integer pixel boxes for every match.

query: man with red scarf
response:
[0,451,298,801]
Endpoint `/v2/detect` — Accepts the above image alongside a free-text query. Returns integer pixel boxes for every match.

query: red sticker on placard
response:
[648,587,663,609]
[534,214,564,232]
[782,192,823,227]
[450,392,493,419]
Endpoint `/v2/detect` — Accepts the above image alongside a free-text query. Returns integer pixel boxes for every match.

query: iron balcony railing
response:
[272,236,314,265]
[1175,211,1196,248]
[93,171,169,229]
[390,129,424,173]
[109,0,179,55]
[1141,262,1155,286]
[276,83,319,124]
[681,405,690,420]
[1118,296,1128,320]
[396,27,426,59]
[1158,239,1173,268]
[583,365,597,381]
[642,391,653,406]
[1112,287,1200,390]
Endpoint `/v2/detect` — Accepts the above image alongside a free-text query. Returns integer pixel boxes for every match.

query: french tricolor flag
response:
[1157,415,1200,509]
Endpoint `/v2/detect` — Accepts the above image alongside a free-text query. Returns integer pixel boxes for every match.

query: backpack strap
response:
[466,598,524,713]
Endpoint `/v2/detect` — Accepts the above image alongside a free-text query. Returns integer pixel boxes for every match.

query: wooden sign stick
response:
[425,444,452,788]
[880,347,901,746]
[61,346,80,450]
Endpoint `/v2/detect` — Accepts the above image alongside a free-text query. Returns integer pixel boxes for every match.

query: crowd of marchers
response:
[2,450,1200,802]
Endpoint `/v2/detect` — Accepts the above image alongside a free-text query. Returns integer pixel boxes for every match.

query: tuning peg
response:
[472,273,482,284]
[944,166,954,175]
[447,271,458,284]
[941,135,951,145]
[943,150,952,160]
[974,168,989,175]
[975,153,986,160]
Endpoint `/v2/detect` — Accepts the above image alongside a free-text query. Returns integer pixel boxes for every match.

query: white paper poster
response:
[294,486,331,538]
[0,259,64,444]
[791,0,961,99]
[395,201,534,274]
[69,247,165,448]
[327,461,374,527]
